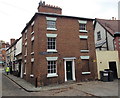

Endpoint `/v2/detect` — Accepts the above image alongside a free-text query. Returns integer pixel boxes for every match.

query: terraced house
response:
[21,1,97,86]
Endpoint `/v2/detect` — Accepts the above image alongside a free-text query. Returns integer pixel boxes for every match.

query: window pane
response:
[80,24,86,30]
[48,70,50,73]
[97,31,101,40]
[47,61,56,74]
[47,38,56,50]
[47,21,56,28]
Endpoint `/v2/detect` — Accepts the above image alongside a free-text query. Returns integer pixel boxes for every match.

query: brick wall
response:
[37,1,62,14]
[22,14,97,86]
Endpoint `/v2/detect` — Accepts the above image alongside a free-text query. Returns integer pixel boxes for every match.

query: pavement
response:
[2,69,120,97]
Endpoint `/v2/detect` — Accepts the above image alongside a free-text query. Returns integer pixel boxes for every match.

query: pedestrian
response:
[6,66,10,75]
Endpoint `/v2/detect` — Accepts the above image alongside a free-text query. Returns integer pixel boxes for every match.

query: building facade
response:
[94,18,120,79]
[6,38,22,77]
[0,40,9,67]
[15,37,22,77]
[21,1,97,86]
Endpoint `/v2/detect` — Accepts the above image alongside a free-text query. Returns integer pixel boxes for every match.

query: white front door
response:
[64,59,76,81]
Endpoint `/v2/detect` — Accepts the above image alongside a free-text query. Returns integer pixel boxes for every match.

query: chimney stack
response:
[38,1,62,14]
[10,39,15,45]
[112,17,114,20]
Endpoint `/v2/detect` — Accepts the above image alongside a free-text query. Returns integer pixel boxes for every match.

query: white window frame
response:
[82,72,91,75]
[80,50,89,53]
[31,21,34,26]
[79,35,88,39]
[31,36,34,41]
[31,52,34,55]
[46,34,58,53]
[31,31,34,35]
[46,57,58,78]
[24,63,26,75]
[78,20,88,33]
[46,17,57,31]
[31,58,34,62]
[80,56,90,60]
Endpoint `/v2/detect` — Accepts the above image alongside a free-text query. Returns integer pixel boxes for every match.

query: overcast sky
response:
[0,0,119,43]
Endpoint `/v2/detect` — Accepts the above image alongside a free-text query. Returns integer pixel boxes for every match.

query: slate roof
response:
[95,18,119,36]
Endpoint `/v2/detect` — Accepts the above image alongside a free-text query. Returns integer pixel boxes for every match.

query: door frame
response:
[64,58,76,82]
[109,61,118,79]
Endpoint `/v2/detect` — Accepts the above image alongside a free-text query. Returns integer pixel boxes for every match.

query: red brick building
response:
[0,40,9,67]
[21,1,97,86]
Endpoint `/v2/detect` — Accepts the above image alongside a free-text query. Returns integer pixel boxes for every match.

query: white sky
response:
[0,0,119,43]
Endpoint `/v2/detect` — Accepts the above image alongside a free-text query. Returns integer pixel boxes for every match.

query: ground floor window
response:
[47,61,56,74]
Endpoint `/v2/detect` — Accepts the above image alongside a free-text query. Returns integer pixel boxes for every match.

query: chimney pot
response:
[43,1,45,5]
[112,17,114,20]
[39,1,42,6]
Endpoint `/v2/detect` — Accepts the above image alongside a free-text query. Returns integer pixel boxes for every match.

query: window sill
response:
[24,55,27,57]
[31,52,34,55]
[80,50,89,53]
[31,31,34,35]
[47,74,58,78]
[24,38,27,41]
[23,73,26,75]
[79,30,88,33]
[47,28,57,31]
[30,74,34,78]
[82,72,91,75]
[31,58,34,62]
[47,49,58,53]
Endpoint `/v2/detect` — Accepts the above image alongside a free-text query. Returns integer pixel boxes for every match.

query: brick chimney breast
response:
[38,1,62,14]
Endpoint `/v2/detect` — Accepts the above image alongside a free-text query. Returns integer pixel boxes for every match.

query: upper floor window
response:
[46,34,57,52]
[47,38,56,50]
[31,21,34,34]
[25,30,27,40]
[46,17,57,30]
[97,31,101,41]
[47,21,56,29]
[80,24,86,30]
[78,20,88,33]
